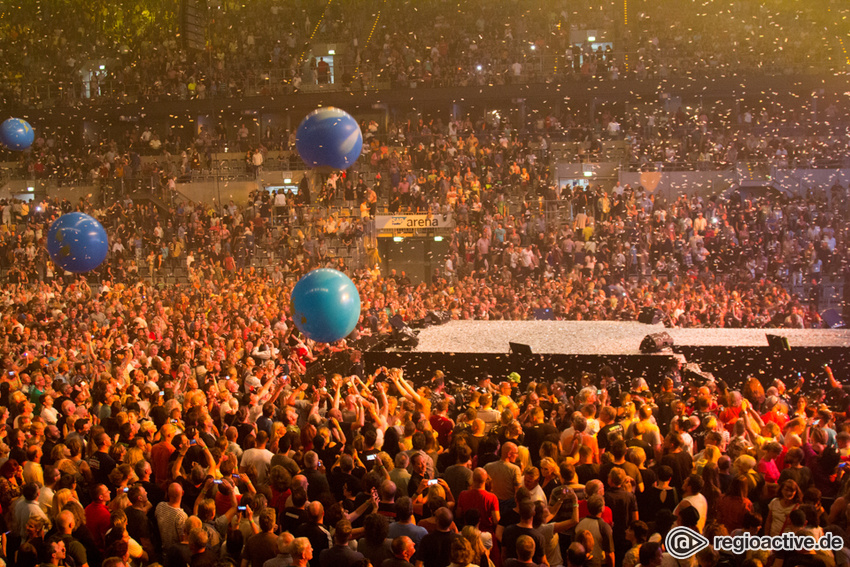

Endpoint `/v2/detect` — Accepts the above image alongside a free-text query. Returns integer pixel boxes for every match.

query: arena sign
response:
[375,214,454,231]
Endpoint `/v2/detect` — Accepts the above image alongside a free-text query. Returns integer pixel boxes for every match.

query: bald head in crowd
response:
[501,442,518,461]
[472,467,489,487]
[380,479,397,501]
[306,501,324,523]
[57,510,76,533]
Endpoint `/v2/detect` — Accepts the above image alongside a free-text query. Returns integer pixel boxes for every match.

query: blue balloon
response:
[291,268,361,343]
[46,213,109,273]
[295,107,363,170]
[0,118,34,151]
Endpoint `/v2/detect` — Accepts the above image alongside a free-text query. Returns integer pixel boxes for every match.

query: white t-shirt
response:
[678,493,708,533]
[240,447,274,483]
[538,523,563,567]
[768,498,797,536]
[528,484,546,503]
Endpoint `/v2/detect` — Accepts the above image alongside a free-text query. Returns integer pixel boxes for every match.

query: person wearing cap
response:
[762,395,789,430]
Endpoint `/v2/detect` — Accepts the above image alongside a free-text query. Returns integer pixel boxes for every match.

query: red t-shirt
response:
[85,502,112,550]
[215,490,242,517]
[578,500,613,525]
[719,407,742,433]
[457,488,500,533]
[762,410,789,430]
[151,441,175,486]
[429,414,454,447]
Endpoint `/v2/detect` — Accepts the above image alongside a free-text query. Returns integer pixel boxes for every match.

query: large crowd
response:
[4,89,849,194]
[0,2,848,566]
[0,0,845,108]
[0,102,847,328]
[0,270,848,567]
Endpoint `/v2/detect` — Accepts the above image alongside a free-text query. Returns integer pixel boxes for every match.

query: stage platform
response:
[411,321,850,355]
[363,321,850,389]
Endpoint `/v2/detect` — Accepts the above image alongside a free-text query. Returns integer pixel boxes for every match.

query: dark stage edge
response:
[362,322,850,391]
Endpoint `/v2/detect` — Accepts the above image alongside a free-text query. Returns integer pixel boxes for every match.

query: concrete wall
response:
[556,163,737,200]
[618,170,738,200]
[618,168,850,200]
[177,180,260,205]
[771,169,850,196]
[0,172,307,207]
[555,162,620,186]
[1,179,100,203]
[10,166,848,208]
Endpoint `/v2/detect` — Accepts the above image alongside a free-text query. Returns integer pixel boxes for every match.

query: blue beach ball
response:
[295,107,363,170]
[0,118,34,151]
[46,213,109,273]
[291,268,361,343]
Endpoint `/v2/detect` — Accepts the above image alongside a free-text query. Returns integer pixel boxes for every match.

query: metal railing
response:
[6,51,843,109]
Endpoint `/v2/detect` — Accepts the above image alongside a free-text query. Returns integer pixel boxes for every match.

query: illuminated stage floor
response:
[412,320,850,355]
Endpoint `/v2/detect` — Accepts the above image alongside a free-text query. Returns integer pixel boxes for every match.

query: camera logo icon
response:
[665,526,710,559]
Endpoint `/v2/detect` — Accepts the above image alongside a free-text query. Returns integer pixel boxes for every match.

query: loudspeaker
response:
[640,332,673,353]
[408,317,430,329]
[509,342,533,355]
[427,311,451,325]
[389,314,419,349]
[534,308,554,320]
[766,334,790,350]
[180,0,206,50]
[638,307,664,325]
[392,328,419,349]
[821,309,846,329]
[389,314,407,332]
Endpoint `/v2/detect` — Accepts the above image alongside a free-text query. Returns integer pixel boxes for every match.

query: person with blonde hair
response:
[63,499,88,536]
[515,446,532,476]
[291,537,314,567]
[449,536,479,567]
[733,454,761,496]
[461,524,493,567]
[125,445,147,468]
[538,458,562,500]
[104,508,147,564]
[52,488,77,523]
[694,445,721,475]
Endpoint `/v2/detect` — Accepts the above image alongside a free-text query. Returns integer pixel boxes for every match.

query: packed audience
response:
[0,0,845,108]
[5,90,849,195]
[0,103,847,330]
[0,4,849,567]
[0,289,849,567]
